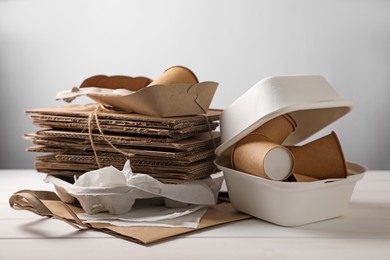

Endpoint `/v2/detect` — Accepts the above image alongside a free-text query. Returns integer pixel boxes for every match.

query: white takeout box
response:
[214,75,367,226]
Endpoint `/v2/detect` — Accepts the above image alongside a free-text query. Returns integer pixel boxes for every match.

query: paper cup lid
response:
[216,75,353,156]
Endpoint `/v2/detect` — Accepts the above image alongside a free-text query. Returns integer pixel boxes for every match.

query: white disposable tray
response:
[214,75,366,226]
[216,158,366,226]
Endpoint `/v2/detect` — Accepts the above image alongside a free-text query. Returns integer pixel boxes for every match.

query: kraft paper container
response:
[216,158,366,226]
[56,66,217,117]
[80,75,152,91]
[232,134,294,181]
[214,75,367,226]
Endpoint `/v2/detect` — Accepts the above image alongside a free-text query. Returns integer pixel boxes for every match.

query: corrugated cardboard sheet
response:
[25,104,222,184]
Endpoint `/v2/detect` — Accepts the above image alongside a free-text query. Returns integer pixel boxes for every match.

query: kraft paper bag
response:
[9,190,251,245]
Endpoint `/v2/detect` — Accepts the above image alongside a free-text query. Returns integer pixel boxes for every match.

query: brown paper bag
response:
[9,190,250,245]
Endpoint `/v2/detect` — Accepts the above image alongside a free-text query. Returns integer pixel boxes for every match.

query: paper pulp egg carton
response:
[45,172,223,215]
[214,75,367,226]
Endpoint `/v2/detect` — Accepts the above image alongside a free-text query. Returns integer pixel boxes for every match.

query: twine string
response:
[87,108,101,168]
[201,114,217,150]
[201,114,219,174]
[87,105,134,168]
[87,105,217,176]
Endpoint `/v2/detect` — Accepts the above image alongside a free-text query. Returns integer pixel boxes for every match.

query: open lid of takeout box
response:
[215,75,353,157]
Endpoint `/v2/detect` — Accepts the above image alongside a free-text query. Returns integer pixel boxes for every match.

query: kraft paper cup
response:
[251,114,297,144]
[292,173,320,182]
[148,66,199,86]
[232,134,294,181]
[289,131,348,180]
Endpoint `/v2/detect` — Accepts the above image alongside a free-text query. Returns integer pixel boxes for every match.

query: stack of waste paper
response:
[24,66,221,184]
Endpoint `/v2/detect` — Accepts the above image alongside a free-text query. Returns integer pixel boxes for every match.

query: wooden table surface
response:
[1,169,389,260]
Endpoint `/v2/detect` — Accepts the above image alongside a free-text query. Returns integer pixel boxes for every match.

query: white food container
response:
[215,75,367,226]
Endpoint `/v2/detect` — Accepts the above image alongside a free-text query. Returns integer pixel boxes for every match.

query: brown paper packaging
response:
[9,190,251,245]
[56,66,217,117]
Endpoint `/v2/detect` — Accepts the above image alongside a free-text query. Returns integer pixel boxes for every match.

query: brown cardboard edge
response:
[26,104,222,128]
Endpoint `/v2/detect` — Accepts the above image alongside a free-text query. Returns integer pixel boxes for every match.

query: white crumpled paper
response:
[78,199,207,228]
[45,160,223,228]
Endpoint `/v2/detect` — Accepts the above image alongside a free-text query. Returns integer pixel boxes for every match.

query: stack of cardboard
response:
[24,66,221,184]
[24,104,221,184]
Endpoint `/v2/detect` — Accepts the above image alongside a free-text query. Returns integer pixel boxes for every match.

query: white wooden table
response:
[1,169,389,260]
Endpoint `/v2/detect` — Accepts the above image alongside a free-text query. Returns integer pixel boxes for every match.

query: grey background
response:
[1,0,389,170]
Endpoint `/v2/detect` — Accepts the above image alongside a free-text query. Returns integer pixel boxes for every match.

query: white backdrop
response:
[1,0,389,169]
